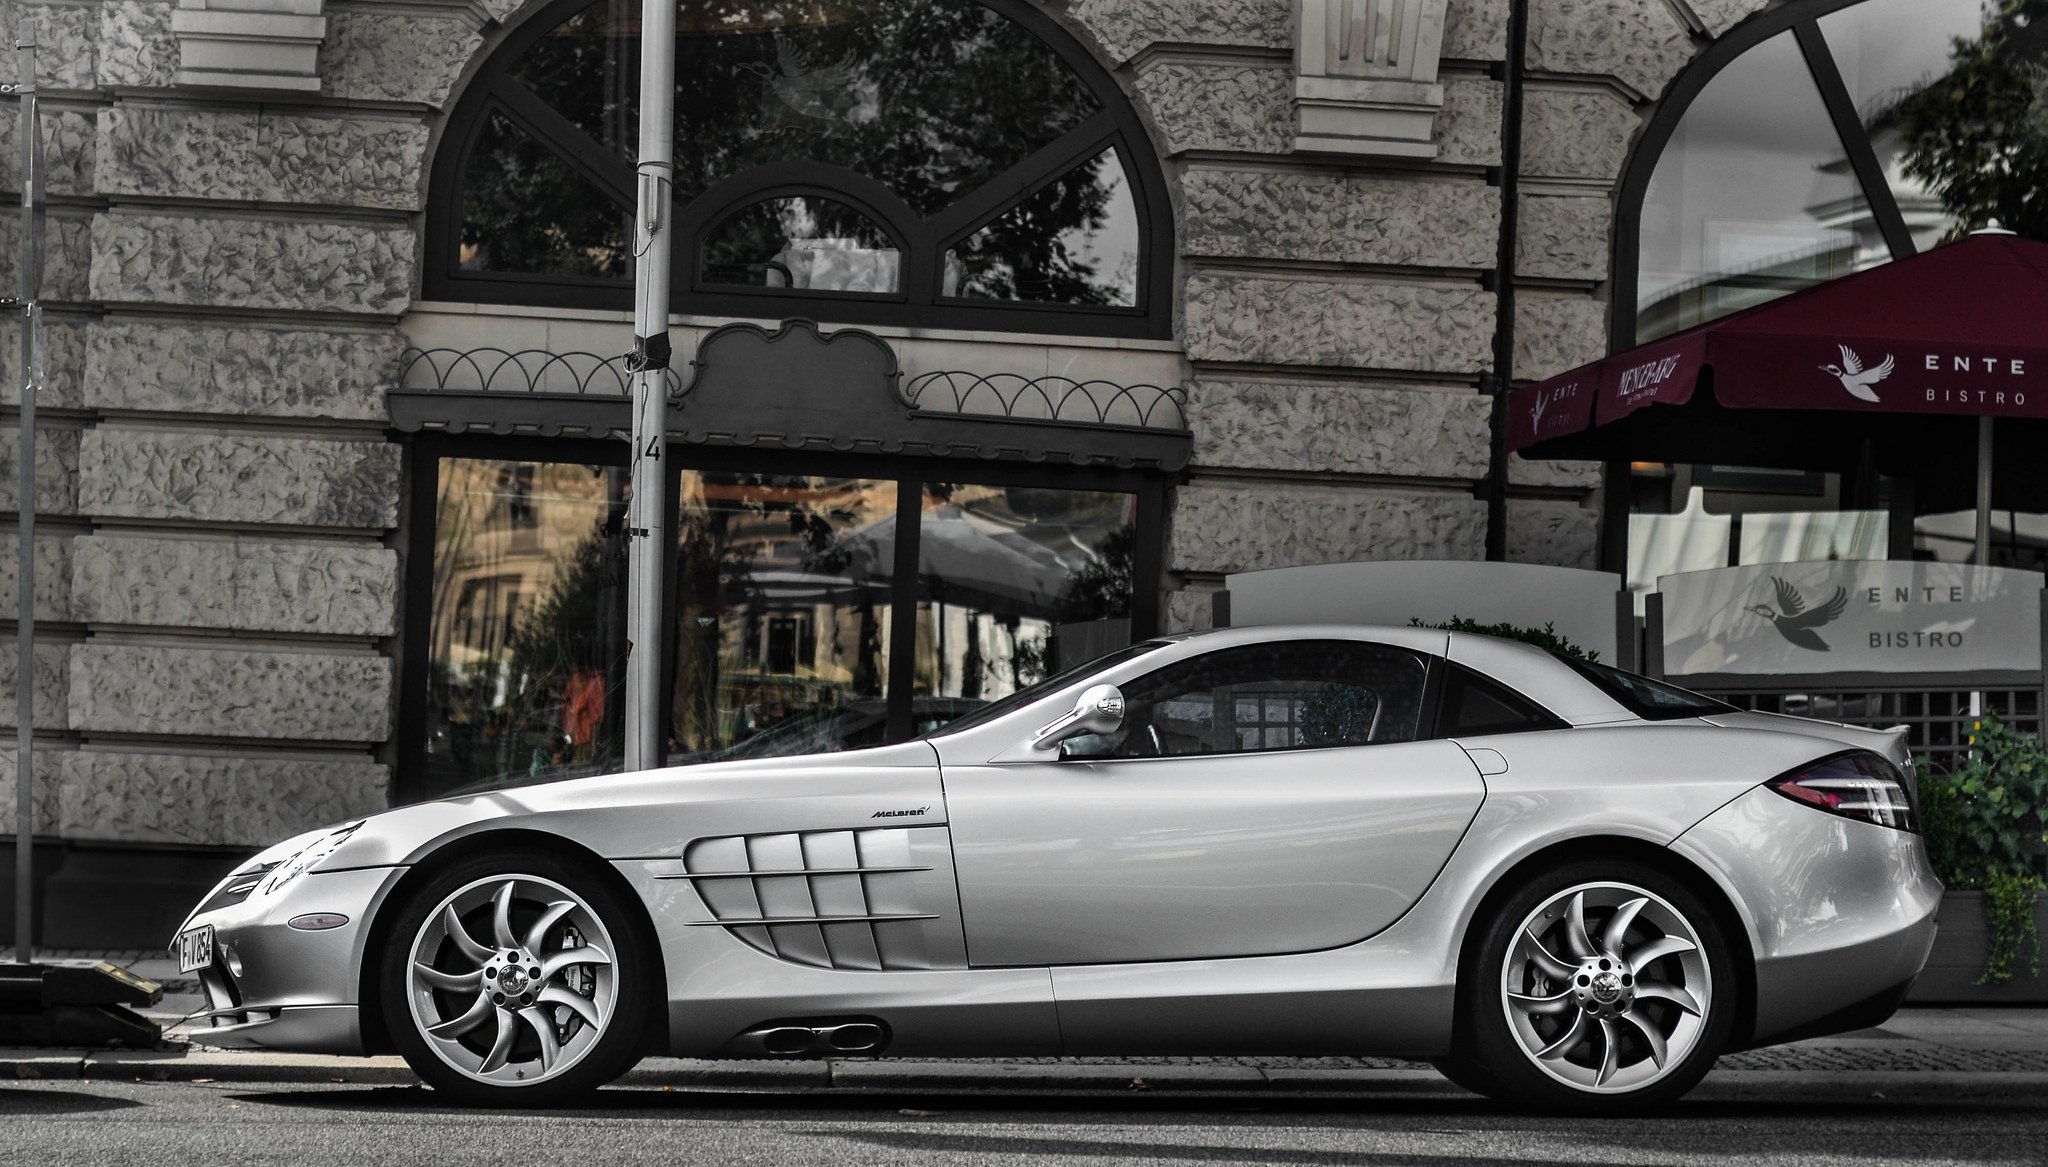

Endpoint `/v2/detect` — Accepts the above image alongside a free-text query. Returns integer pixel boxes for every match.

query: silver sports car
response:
[172,626,1940,1112]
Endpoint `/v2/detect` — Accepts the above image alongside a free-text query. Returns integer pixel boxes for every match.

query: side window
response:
[1066,640,1429,759]
[1437,664,1565,737]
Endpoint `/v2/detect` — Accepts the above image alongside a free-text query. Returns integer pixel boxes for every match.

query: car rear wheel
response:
[380,849,656,1105]
[1449,858,1735,1113]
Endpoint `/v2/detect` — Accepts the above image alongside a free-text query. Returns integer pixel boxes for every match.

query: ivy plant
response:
[1919,711,2048,984]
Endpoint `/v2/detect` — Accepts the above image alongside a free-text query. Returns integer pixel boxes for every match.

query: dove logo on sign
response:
[1821,345,1895,403]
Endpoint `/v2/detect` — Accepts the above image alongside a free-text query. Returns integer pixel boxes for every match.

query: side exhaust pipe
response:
[735,1020,888,1057]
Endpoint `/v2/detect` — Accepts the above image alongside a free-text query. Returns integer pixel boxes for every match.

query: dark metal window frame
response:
[1600,0,1924,570]
[423,0,1175,340]
[396,433,1169,804]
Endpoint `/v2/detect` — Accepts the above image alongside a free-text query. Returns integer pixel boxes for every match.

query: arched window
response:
[1615,0,2042,578]
[1618,0,1986,344]
[427,0,1172,338]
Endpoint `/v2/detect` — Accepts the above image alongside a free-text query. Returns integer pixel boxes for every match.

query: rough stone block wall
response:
[1062,0,1772,626]
[0,0,472,852]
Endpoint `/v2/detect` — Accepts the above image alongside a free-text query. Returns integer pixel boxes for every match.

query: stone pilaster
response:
[68,644,393,743]
[57,751,389,846]
[75,430,401,528]
[71,535,398,636]
[1173,483,1488,574]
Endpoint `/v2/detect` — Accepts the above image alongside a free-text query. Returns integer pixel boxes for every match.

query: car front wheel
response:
[1449,858,1735,1113]
[381,849,655,1105]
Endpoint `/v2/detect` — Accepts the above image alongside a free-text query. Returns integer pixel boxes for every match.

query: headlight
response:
[261,823,364,896]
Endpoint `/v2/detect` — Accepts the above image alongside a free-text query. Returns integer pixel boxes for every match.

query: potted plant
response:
[1908,711,2048,1002]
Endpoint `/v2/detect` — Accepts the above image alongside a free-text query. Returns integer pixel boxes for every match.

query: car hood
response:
[315,739,944,870]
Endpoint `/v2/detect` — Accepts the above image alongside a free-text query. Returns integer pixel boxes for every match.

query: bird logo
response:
[1821,345,1895,403]
[1746,577,1850,651]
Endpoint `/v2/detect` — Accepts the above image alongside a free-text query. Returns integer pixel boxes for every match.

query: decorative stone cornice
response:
[1292,0,1450,159]
[171,0,327,92]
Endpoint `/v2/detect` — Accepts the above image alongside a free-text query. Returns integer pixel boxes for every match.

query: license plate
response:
[177,925,214,973]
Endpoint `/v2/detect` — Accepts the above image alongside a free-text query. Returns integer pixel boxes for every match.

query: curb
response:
[12,1049,2048,1096]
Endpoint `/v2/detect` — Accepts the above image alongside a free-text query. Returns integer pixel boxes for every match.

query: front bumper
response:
[1671,785,1943,1047]
[177,865,405,1056]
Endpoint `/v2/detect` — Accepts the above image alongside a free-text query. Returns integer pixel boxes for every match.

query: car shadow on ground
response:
[229,1085,2048,1167]
[0,1087,146,1116]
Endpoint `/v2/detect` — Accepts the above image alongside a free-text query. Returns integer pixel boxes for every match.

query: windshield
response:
[1554,654,1732,721]
[921,641,1168,739]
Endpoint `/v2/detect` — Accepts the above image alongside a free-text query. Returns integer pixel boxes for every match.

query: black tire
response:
[1429,1054,1507,1099]
[1455,857,1736,1115]
[379,847,658,1106]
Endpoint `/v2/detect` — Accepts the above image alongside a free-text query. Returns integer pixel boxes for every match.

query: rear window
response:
[1553,655,1732,721]
[1438,664,1567,737]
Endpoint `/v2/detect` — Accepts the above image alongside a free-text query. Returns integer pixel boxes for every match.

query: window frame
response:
[423,0,1175,340]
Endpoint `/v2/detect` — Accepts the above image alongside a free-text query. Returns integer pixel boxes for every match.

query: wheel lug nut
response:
[529,966,542,978]
[1598,959,1610,970]
[492,992,505,1004]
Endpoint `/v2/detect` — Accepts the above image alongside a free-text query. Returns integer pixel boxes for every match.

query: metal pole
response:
[1974,415,1993,566]
[623,0,675,772]
[1484,0,1530,562]
[10,31,41,963]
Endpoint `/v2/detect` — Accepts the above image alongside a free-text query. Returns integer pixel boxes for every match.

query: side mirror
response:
[1031,683,1125,751]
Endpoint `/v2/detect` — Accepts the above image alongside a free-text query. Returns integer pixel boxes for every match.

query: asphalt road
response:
[3,1078,2046,1167]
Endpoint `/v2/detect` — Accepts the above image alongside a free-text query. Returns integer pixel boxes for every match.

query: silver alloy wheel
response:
[1500,881,1711,1094]
[404,874,618,1087]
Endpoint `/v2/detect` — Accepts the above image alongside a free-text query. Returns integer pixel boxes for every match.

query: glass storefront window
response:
[416,456,1157,788]
[1636,31,1864,341]
[668,473,898,763]
[911,484,1135,705]
[425,459,631,797]
[1915,511,2048,570]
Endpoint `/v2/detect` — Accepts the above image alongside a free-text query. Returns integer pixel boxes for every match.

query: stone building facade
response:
[0,0,1782,944]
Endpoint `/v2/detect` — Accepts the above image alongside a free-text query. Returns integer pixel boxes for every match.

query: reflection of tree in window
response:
[947,151,1139,305]
[1896,0,2048,241]
[460,112,630,277]
[465,0,1114,291]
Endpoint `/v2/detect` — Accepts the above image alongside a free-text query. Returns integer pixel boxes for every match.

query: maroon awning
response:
[1509,234,2048,506]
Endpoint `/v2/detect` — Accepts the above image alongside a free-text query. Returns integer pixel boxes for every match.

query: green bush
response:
[1407,617,1599,663]
[1918,711,2048,985]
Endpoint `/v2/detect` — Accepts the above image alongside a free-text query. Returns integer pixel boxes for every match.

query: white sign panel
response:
[1659,561,2042,677]
[1227,560,1623,663]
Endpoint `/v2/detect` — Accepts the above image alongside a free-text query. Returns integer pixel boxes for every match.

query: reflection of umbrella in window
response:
[841,504,1074,614]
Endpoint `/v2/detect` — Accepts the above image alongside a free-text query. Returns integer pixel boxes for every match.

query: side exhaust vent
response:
[733,1019,888,1057]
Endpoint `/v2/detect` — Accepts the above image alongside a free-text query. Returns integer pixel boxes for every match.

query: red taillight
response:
[1767,752,1919,833]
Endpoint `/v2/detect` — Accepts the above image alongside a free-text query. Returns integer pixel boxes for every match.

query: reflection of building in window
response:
[427,458,630,795]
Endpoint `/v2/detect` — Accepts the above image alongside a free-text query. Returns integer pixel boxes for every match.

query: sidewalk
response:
[7,951,2047,1091]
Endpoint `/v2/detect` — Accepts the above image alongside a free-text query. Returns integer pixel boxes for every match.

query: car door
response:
[938,638,1488,967]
